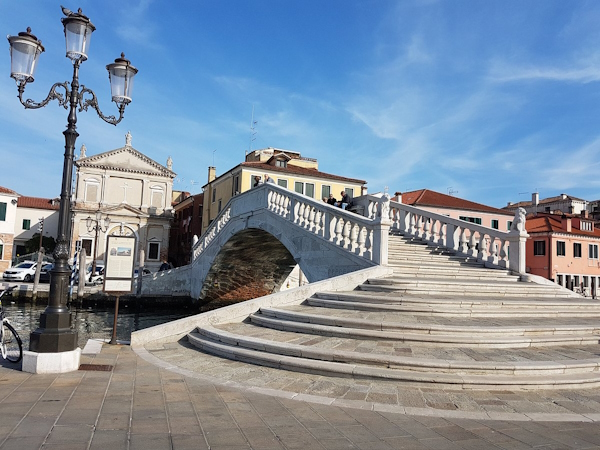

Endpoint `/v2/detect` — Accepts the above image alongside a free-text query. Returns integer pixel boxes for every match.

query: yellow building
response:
[201,148,367,233]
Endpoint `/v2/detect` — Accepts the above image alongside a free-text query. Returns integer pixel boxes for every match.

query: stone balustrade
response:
[191,183,391,268]
[353,194,528,273]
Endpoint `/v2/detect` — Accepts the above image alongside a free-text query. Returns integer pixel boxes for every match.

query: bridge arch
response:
[199,228,297,302]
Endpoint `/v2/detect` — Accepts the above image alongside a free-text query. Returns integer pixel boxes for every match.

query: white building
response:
[0,186,19,273]
[72,132,176,272]
[13,196,60,258]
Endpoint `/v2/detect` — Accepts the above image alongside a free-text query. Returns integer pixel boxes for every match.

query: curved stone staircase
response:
[187,234,600,390]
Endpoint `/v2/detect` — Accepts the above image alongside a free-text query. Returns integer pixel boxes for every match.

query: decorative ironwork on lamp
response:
[7,6,138,356]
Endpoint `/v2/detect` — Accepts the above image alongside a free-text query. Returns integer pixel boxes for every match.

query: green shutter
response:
[0,202,6,221]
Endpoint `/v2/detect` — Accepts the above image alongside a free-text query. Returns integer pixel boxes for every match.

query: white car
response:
[3,261,38,282]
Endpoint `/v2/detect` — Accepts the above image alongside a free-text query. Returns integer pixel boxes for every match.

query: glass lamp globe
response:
[7,28,45,84]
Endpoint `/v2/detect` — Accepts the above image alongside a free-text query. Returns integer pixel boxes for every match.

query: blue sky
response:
[2,1,600,209]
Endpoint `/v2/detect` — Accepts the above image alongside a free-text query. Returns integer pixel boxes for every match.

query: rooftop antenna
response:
[447,187,458,196]
[248,105,257,156]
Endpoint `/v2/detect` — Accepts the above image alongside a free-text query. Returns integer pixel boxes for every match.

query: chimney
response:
[532,192,539,206]
[561,193,567,200]
[562,216,572,232]
[394,192,402,203]
[208,166,216,183]
[583,210,589,219]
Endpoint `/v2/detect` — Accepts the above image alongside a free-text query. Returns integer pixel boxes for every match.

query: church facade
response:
[72,132,176,272]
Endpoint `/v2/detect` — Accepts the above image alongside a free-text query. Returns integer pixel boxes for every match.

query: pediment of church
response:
[76,145,175,179]
[101,203,150,218]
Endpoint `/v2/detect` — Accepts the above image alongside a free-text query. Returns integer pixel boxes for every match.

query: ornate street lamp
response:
[86,211,110,282]
[7,6,137,369]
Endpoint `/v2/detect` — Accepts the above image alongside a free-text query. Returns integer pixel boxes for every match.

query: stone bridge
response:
[141,184,527,301]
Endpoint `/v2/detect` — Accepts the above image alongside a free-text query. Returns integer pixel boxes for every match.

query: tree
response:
[24,233,56,254]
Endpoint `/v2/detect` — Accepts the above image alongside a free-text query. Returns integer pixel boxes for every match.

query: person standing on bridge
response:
[253,176,262,187]
[327,193,337,206]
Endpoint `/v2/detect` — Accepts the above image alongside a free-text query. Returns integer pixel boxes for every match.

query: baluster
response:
[437,221,445,247]
[313,209,322,235]
[335,217,344,246]
[357,225,366,256]
[478,234,487,261]
[488,236,498,265]
[297,203,305,226]
[303,205,311,229]
[308,207,316,232]
[468,231,477,257]
[424,218,432,242]
[416,216,424,239]
[342,220,351,249]
[283,196,291,220]
[409,213,417,237]
[499,239,509,268]
[349,223,359,253]
[292,199,300,224]
[364,228,373,260]
[459,227,468,253]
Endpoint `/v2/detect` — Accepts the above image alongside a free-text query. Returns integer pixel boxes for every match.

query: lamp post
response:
[8,7,137,363]
[86,211,110,282]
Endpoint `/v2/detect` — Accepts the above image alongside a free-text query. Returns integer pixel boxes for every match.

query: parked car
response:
[39,263,54,283]
[3,261,38,282]
[73,263,105,286]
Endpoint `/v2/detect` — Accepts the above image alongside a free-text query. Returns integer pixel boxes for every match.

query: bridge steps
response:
[187,325,600,390]
[185,233,599,389]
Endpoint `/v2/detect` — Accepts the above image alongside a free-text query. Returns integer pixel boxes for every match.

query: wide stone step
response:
[248,312,600,348]
[387,270,517,282]
[308,297,600,318]
[187,329,600,390]
[314,291,600,310]
[259,306,600,336]
[359,282,569,297]
[388,262,511,275]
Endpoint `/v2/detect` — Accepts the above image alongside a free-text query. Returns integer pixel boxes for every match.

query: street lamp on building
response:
[7,6,137,369]
[86,211,110,281]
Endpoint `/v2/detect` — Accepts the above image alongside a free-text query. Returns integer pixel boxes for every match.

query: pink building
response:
[395,189,514,231]
[526,212,600,296]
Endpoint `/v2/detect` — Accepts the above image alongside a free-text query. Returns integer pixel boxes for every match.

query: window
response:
[0,202,6,221]
[545,206,551,212]
[277,179,288,188]
[212,188,216,203]
[148,242,160,260]
[557,241,565,256]
[305,183,315,198]
[22,219,31,230]
[459,216,482,225]
[84,179,100,202]
[321,185,331,199]
[574,243,582,258]
[344,188,354,197]
[581,221,593,231]
[507,221,512,230]
[81,238,93,257]
[533,240,546,256]
[295,182,304,194]
[150,187,164,208]
[589,244,599,260]
[232,176,240,195]
[275,160,287,168]
[491,219,499,229]
[218,200,222,213]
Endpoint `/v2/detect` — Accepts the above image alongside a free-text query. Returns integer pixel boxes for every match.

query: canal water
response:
[3,302,201,350]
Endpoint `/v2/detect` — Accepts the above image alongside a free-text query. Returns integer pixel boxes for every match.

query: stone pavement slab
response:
[0,344,599,449]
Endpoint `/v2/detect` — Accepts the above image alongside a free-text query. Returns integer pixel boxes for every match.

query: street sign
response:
[103,235,136,294]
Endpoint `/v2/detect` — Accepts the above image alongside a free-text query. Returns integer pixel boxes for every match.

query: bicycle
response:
[0,286,23,363]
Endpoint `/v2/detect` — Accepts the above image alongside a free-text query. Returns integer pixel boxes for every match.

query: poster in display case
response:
[103,235,136,293]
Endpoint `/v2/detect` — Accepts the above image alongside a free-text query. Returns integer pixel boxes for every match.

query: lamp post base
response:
[29,310,79,353]
[22,348,81,374]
